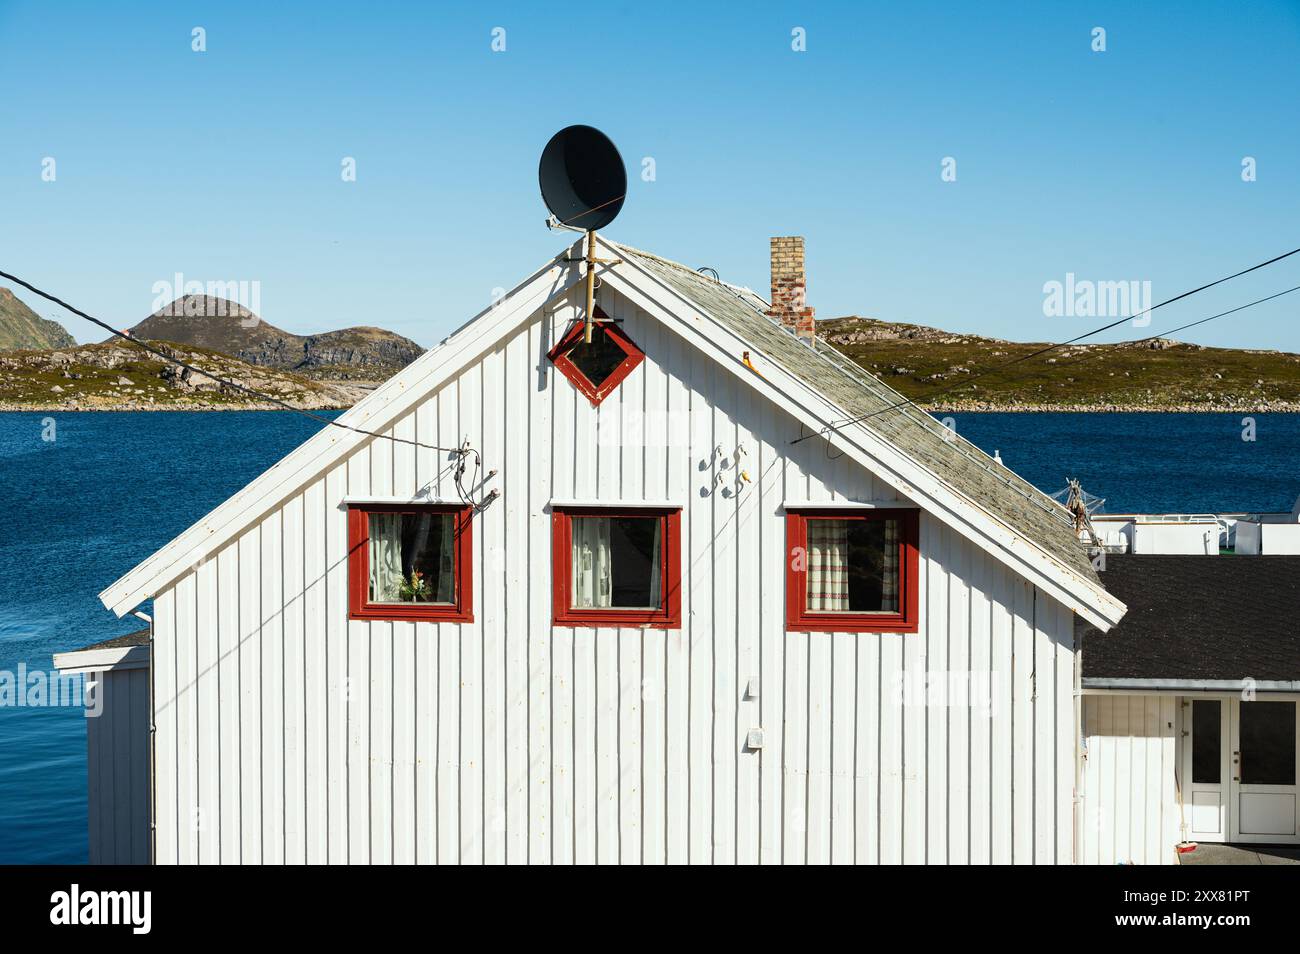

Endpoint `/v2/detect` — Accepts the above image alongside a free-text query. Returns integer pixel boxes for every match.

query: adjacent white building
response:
[1078,552,1300,864]
[64,235,1132,864]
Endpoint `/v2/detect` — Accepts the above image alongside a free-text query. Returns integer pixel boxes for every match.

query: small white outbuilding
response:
[80,235,1126,864]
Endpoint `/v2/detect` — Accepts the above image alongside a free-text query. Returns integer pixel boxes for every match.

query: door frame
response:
[1228,698,1300,844]
[1182,694,1300,845]
[1183,696,1230,843]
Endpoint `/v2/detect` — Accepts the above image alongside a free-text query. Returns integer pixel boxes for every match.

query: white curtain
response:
[807,520,850,611]
[370,514,404,602]
[572,517,612,608]
[880,519,899,612]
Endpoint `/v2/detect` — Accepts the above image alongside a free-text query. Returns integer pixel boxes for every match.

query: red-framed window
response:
[551,506,681,629]
[546,307,645,406]
[347,503,473,622]
[785,508,919,633]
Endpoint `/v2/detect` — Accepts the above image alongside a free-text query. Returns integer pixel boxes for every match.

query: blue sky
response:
[1,1,1298,351]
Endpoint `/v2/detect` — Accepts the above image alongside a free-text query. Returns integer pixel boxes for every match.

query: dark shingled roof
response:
[71,629,150,653]
[612,242,1100,585]
[1080,555,1300,682]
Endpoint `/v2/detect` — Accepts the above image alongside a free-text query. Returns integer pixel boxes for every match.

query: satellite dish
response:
[539,125,626,232]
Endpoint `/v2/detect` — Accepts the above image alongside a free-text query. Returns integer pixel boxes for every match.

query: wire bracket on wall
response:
[454,439,499,513]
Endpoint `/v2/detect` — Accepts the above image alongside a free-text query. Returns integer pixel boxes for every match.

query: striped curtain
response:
[880,518,899,612]
[806,519,850,611]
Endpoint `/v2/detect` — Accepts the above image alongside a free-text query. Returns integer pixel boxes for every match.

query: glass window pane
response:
[1240,701,1296,786]
[565,328,626,388]
[369,512,455,604]
[571,515,661,610]
[806,518,900,613]
[1192,700,1221,784]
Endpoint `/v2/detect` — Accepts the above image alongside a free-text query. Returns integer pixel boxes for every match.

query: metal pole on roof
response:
[585,229,597,344]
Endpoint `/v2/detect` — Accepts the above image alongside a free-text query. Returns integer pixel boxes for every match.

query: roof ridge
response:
[605,238,766,304]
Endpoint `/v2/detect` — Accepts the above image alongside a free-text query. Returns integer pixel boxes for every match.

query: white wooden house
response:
[1077,552,1300,864]
[65,235,1131,864]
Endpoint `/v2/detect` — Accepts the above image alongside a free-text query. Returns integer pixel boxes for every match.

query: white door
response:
[1184,698,1229,842]
[1229,700,1300,843]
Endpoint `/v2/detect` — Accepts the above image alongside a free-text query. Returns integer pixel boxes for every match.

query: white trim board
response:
[782,500,918,510]
[548,499,686,509]
[339,495,467,507]
[53,644,150,674]
[1084,679,1300,693]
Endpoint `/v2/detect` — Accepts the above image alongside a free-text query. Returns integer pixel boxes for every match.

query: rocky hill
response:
[821,316,1300,411]
[0,287,76,350]
[128,296,424,382]
[0,339,361,411]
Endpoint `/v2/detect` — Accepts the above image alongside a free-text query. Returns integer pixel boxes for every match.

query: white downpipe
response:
[131,609,155,866]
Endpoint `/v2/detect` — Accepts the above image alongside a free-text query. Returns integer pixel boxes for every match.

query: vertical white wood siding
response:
[86,667,151,864]
[149,287,1080,864]
[1080,694,1181,865]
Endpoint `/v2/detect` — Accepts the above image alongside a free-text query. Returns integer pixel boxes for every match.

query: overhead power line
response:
[1144,283,1300,341]
[793,244,1300,443]
[0,268,465,455]
[970,283,1300,400]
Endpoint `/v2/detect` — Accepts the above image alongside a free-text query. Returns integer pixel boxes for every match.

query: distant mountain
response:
[0,287,76,350]
[821,315,1300,411]
[128,295,424,380]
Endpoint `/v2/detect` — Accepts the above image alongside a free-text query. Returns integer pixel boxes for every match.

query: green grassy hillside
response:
[821,316,1300,411]
[0,287,76,350]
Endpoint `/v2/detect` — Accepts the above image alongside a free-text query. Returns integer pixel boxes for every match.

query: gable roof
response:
[1080,554,1300,688]
[101,236,1124,630]
[602,241,1122,628]
[613,243,1099,584]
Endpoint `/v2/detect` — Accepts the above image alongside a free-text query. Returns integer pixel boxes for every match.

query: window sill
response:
[552,609,679,630]
[349,603,473,623]
[786,614,918,634]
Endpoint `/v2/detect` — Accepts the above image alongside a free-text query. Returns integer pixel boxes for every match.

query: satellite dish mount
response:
[539,125,627,343]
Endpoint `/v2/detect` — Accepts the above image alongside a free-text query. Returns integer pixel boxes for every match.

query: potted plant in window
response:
[397,569,432,602]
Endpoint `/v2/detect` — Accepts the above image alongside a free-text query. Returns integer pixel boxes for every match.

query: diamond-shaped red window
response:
[547,307,645,406]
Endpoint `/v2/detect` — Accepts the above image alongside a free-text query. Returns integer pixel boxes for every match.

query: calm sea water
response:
[0,410,1296,863]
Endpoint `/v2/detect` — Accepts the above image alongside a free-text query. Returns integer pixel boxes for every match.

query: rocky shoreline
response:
[927,400,1300,413]
[5,398,1296,414]
[0,339,376,413]
[0,398,355,412]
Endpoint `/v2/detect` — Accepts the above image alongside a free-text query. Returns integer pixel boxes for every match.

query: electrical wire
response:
[557,194,625,229]
[793,245,1300,443]
[1141,283,1300,342]
[963,283,1300,403]
[0,268,467,454]
[457,442,501,511]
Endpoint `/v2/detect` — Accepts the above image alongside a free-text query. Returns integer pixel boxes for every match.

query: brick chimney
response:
[768,236,815,339]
